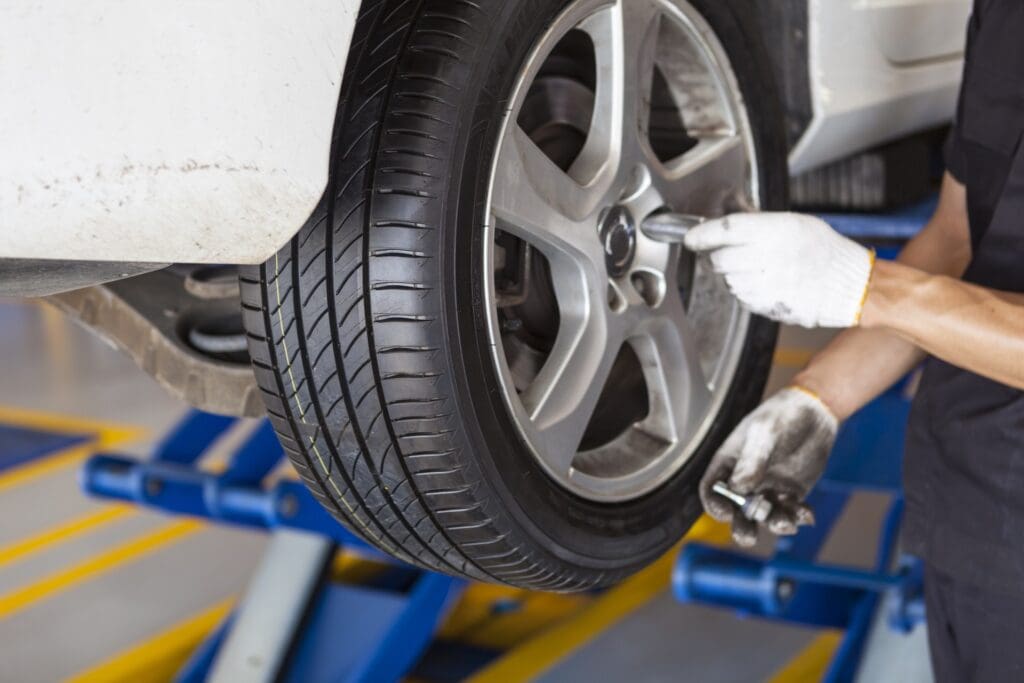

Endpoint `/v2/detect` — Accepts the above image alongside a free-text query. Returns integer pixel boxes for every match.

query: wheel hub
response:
[598,205,637,278]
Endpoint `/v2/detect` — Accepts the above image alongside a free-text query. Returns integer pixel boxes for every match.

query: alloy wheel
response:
[484,0,760,502]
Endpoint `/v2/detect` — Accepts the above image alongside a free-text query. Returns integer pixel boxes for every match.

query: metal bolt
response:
[144,477,163,498]
[711,480,773,523]
[278,493,299,519]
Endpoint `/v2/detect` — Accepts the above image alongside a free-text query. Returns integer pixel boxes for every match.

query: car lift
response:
[675,379,924,682]
[80,198,936,682]
[83,412,465,682]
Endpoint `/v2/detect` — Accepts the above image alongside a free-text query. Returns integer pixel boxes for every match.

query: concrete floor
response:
[0,299,931,681]
[0,300,267,681]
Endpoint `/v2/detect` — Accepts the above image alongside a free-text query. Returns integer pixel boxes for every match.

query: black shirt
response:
[944,0,1024,267]
[903,0,1024,592]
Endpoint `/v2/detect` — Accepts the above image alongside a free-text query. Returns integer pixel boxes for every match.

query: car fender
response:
[0,0,360,264]
[788,0,969,174]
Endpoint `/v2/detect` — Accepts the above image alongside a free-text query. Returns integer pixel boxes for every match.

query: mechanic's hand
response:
[699,386,838,547]
[683,213,875,328]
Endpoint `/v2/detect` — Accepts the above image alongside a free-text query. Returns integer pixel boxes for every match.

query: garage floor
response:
[0,298,930,681]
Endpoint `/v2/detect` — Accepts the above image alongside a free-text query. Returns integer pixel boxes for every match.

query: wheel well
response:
[752,0,812,152]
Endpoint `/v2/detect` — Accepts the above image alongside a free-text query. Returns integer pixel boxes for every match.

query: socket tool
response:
[639,212,705,244]
[711,480,773,523]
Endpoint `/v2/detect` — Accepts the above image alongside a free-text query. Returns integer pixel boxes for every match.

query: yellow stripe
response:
[0,504,135,568]
[65,598,234,683]
[468,591,590,650]
[0,404,145,449]
[0,519,203,620]
[468,517,732,683]
[0,442,98,494]
[331,549,393,584]
[853,248,878,326]
[0,405,145,492]
[790,384,840,423]
[439,583,589,650]
[773,347,815,369]
[767,631,842,683]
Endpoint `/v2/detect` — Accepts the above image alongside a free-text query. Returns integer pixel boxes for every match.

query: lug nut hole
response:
[608,283,627,313]
[631,272,664,308]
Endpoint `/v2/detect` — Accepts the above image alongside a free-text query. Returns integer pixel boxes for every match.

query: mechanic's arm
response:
[794,172,974,419]
[859,249,1024,391]
[683,173,977,545]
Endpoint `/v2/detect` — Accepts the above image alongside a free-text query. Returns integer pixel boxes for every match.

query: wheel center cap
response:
[599,206,636,278]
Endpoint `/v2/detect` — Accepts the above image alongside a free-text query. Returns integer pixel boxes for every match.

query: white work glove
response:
[683,213,875,328]
[699,387,838,547]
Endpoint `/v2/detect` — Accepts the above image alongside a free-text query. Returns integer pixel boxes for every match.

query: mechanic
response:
[683,2,1024,680]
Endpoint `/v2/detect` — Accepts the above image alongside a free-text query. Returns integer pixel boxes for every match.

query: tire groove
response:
[247,264,383,550]
[360,0,496,582]
[316,0,468,576]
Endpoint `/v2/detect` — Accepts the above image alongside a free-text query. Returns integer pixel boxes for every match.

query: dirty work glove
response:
[683,213,875,328]
[699,387,838,547]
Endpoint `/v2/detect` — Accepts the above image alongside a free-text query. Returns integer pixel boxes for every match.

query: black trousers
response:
[925,564,1024,682]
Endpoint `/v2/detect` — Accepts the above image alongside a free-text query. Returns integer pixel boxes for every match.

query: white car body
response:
[0,0,360,265]
[0,0,969,266]
[790,0,971,173]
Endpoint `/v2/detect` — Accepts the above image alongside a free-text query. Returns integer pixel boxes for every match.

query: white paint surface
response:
[866,0,972,66]
[789,0,970,174]
[0,0,359,264]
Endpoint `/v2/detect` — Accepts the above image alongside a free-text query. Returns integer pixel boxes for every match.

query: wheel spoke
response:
[492,124,601,261]
[631,289,712,444]
[618,0,662,162]
[575,0,661,186]
[521,304,624,473]
[651,133,748,217]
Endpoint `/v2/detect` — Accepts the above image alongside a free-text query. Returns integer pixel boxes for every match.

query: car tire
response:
[240,0,785,590]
